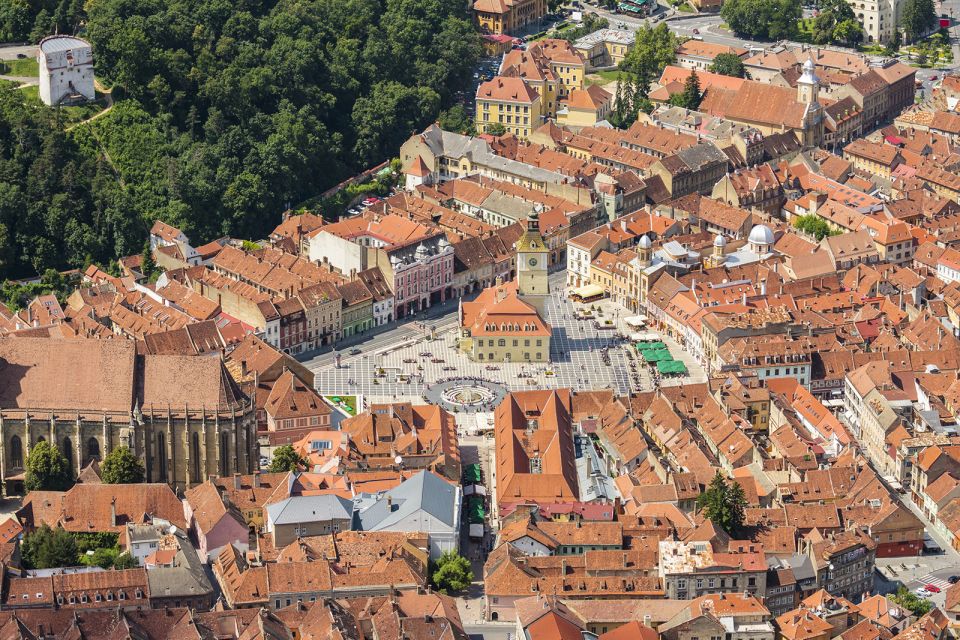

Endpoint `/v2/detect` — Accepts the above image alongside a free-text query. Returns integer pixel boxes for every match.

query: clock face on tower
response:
[528,257,538,267]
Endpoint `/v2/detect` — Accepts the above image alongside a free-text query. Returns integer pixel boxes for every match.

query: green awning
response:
[641,348,672,362]
[467,498,485,524]
[657,359,688,374]
[463,464,482,484]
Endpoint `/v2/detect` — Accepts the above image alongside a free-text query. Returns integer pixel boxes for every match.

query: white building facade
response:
[38,35,95,106]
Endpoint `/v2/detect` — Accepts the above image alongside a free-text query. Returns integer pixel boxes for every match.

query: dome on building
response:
[638,235,652,249]
[713,234,727,248]
[799,58,819,85]
[748,224,775,247]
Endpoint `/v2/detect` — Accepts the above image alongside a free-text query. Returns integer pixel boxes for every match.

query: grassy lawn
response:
[0,58,38,77]
[586,69,627,86]
[19,84,39,102]
[325,394,358,415]
[677,3,694,12]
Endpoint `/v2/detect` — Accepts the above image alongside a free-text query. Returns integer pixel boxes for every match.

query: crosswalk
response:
[913,573,952,591]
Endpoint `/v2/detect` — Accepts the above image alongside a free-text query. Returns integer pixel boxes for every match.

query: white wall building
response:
[38,35,95,106]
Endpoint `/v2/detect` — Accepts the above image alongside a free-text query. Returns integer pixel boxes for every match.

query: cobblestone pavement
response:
[310,283,707,403]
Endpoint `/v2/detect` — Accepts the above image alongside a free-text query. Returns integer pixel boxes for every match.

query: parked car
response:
[925,584,941,593]
[16,53,26,59]
[692,28,700,34]
[349,348,362,355]
[915,588,931,598]
[948,576,959,584]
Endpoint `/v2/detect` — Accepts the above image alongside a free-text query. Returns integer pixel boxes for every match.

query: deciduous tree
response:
[269,445,306,473]
[709,53,746,77]
[22,525,78,569]
[430,550,473,593]
[100,446,145,484]
[25,440,72,492]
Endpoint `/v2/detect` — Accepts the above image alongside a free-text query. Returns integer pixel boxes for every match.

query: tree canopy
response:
[21,524,78,569]
[721,0,801,40]
[709,53,746,77]
[793,214,840,241]
[269,444,306,472]
[100,446,146,484]
[620,23,678,93]
[900,0,936,42]
[696,471,747,534]
[24,440,73,492]
[890,586,934,616]
[810,0,863,45]
[430,550,474,593]
[0,0,481,281]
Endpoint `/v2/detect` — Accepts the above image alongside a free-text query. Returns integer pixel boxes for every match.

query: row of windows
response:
[478,338,543,347]
[54,589,142,605]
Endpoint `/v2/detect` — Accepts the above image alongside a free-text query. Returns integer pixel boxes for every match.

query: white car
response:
[915,588,931,598]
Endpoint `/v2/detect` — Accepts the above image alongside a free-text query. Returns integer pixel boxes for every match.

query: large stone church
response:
[0,338,256,495]
[458,208,552,363]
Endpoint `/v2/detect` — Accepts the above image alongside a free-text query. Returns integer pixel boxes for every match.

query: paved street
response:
[0,44,36,61]
[307,272,706,404]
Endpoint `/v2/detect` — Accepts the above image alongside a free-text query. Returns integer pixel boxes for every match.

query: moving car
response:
[949,576,959,584]
[915,588,931,598]
[349,347,362,355]
[925,584,941,593]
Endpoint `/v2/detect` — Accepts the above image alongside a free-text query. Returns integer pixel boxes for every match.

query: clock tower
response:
[516,205,550,316]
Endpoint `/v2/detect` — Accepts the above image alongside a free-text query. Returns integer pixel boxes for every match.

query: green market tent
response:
[657,359,688,375]
[463,464,482,484]
[467,498,485,524]
[641,348,672,362]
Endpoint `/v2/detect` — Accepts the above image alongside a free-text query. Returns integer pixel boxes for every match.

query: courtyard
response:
[309,272,706,409]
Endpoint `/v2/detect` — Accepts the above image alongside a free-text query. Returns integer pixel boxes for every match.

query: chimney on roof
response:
[110,497,117,528]
[254,470,261,488]
[233,473,241,490]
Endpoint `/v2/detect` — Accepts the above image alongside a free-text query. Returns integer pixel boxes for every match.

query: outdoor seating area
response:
[634,339,688,377]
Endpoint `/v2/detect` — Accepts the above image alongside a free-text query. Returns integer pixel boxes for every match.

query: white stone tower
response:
[38,35,95,106]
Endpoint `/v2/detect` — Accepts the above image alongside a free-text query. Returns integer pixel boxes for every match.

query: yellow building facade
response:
[473,0,548,35]
[459,210,552,362]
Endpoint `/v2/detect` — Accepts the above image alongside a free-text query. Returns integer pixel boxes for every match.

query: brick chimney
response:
[110,497,117,528]
[253,470,261,488]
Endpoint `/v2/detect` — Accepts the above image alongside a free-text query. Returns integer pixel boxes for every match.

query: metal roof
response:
[39,35,90,54]
[265,494,353,525]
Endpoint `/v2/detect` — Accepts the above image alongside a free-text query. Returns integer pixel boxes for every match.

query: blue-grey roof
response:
[39,36,90,54]
[266,494,353,525]
[356,470,459,532]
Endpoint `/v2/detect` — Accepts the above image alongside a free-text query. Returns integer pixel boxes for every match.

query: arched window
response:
[219,432,230,477]
[192,432,200,481]
[156,433,166,481]
[62,438,72,471]
[10,436,22,468]
[87,438,100,460]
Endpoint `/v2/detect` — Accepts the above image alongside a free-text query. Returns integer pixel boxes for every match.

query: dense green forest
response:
[0,0,481,280]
